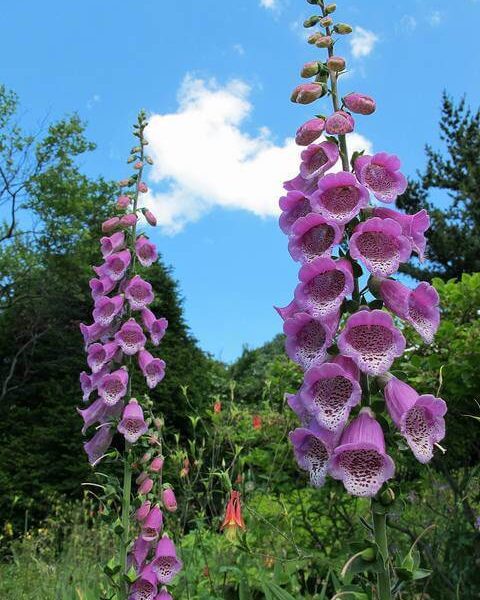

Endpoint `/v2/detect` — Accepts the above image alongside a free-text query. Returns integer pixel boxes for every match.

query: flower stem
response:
[119,444,132,599]
[372,500,392,600]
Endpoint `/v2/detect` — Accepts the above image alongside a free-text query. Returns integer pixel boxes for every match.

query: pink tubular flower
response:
[100,232,125,258]
[274,298,300,322]
[128,536,151,573]
[136,236,158,267]
[80,322,110,348]
[283,172,319,197]
[129,564,158,600]
[138,350,166,389]
[98,368,129,405]
[87,341,119,373]
[141,505,163,542]
[289,424,337,487]
[286,392,312,427]
[155,588,173,600]
[384,377,447,464]
[343,93,376,115]
[279,191,313,236]
[300,361,362,432]
[354,152,407,203]
[92,295,124,326]
[118,399,148,443]
[151,536,183,584]
[288,213,344,263]
[349,217,412,277]
[284,311,338,370]
[138,477,154,496]
[162,488,177,512]
[325,110,355,135]
[138,182,148,193]
[77,398,121,434]
[378,279,440,344]
[294,257,354,317]
[330,408,395,497]
[102,217,120,233]
[136,500,151,522]
[80,367,108,402]
[116,194,131,209]
[120,213,138,228]
[295,118,325,146]
[104,249,131,281]
[145,209,157,227]
[141,309,168,346]
[309,172,370,224]
[115,319,147,355]
[338,309,406,375]
[84,425,114,466]
[89,276,116,299]
[125,275,155,311]
[300,141,339,180]
[373,207,430,261]
[291,83,325,104]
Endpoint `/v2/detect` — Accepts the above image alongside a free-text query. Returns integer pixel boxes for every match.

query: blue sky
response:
[1,0,479,361]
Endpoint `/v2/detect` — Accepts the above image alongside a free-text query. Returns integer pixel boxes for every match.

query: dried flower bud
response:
[327,55,346,72]
[315,35,333,48]
[291,83,327,104]
[301,61,320,78]
[303,15,321,28]
[334,23,353,35]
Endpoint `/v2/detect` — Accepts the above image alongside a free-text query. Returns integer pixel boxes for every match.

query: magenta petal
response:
[284,311,336,370]
[310,171,370,224]
[299,141,339,180]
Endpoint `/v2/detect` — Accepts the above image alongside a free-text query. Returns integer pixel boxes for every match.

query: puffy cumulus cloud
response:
[350,27,379,58]
[144,76,372,234]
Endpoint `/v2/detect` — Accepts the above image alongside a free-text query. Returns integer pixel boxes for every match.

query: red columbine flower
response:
[213,401,222,413]
[252,415,262,430]
[221,491,245,540]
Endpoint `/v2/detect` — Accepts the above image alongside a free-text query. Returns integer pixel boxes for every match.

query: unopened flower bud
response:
[135,500,151,522]
[144,209,157,227]
[327,55,346,72]
[214,401,222,413]
[334,23,353,35]
[319,16,333,27]
[380,487,396,506]
[303,15,321,28]
[291,83,326,104]
[162,488,177,512]
[127,155,136,163]
[116,195,131,209]
[134,161,143,170]
[154,417,163,430]
[307,32,322,45]
[150,456,164,472]
[295,117,325,146]
[136,471,148,485]
[325,3,336,14]
[118,178,130,187]
[325,110,355,135]
[141,451,153,464]
[120,213,138,228]
[315,35,333,48]
[301,61,320,78]
[360,547,376,562]
[138,182,148,193]
[131,146,142,153]
[138,477,154,496]
[306,0,319,4]
[102,217,120,233]
[343,92,376,115]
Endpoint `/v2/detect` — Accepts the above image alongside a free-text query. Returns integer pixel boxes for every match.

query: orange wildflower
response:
[221,491,245,540]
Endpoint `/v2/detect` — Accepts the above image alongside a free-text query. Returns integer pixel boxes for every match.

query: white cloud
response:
[86,94,101,109]
[232,43,245,56]
[428,10,443,26]
[350,27,379,58]
[399,14,417,33]
[144,76,372,234]
[260,0,278,8]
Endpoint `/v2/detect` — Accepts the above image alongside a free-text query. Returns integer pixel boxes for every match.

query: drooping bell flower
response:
[138,350,166,389]
[87,341,120,373]
[89,275,116,299]
[136,500,151,522]
[98,368,129,405]
[138,182,148,193]
[283,172,319,197]
[154,589,173,600]
[284,311,338,370]
[325,110,355,135]
[274,298,300,321]
[84,425,114,466]
[124,275,155,311]
[278,191,313,236]
[80,322,110,348]
[294,257,354,317]
[289,424,337,488]
[103,249,131,281]
[373,207,430,262]
[309,171,370,225]
[162,488,177,513]
[329,408,395,496]
[80,368,109,402]
[384,377,447,463]
[138,477,154,496]
[330,354,360,382]
[337,309,406,375]
[100,231,126,258]
[151,535,183,584]
[288,213,344,263]
[295,117,325,146]
[128,536,151,573]
[300,361,362,432]
[286,392,312,427]
[343,92,376,115]
[349,217,412,277]
[354,152,407,203]
[150,456,164,472]
[144,209,157,227]
[136,236,159,267]
[92,295,124,326]
[141,309,168,346]
[300,141,339,180]
[118,399,148,443]
[115,319,147,355]
[141,505,163,542]
[221,491,246,541]
[102,217,120,233]
[377,278,440,344]
[128,564,158,600]
[77,398,122,434]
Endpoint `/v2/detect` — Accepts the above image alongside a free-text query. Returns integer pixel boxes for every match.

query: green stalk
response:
[372,501,392,600]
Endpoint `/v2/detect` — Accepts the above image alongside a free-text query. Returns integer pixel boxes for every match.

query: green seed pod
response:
[380,487,396,506]
[334,23,353,35]
[360,547,377,562]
